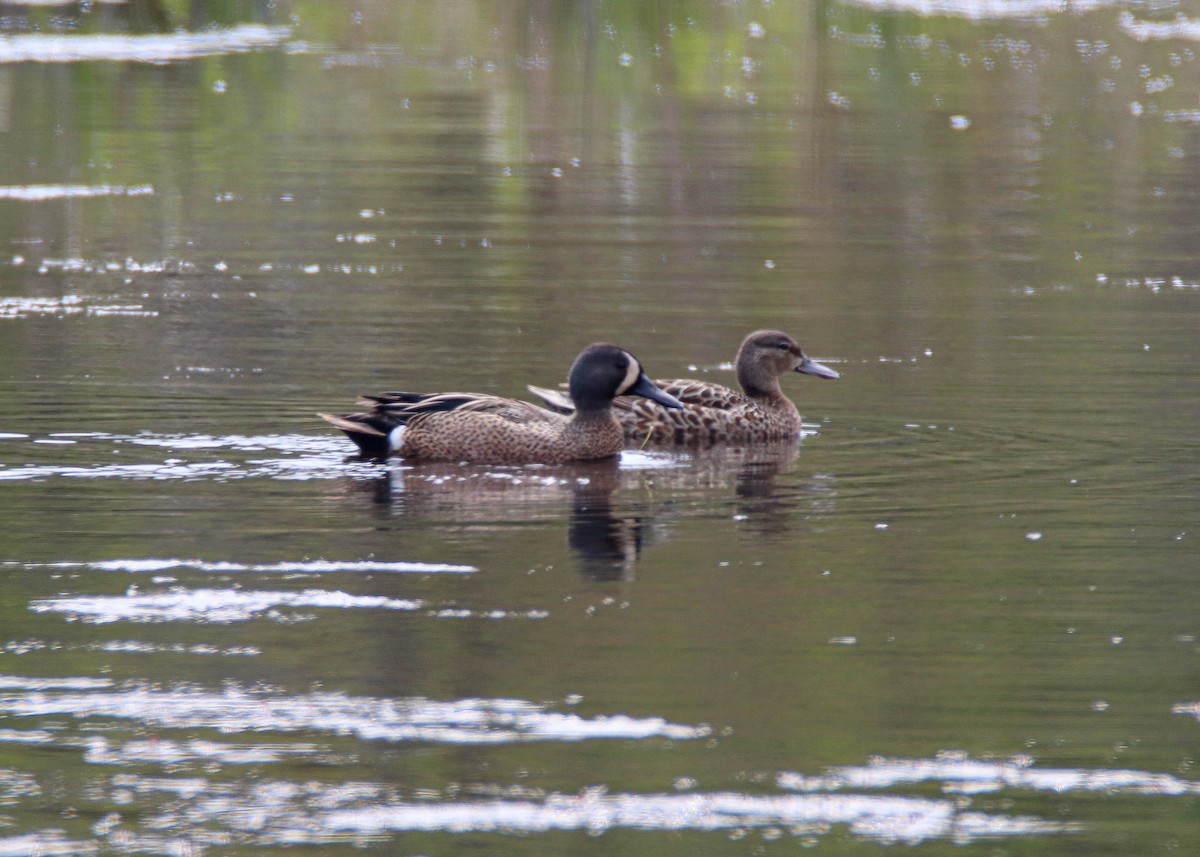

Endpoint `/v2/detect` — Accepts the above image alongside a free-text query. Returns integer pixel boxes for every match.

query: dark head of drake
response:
[568,343,684,413]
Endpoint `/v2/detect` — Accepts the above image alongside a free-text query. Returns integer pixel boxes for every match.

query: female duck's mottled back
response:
[528,330,839,443]
[319,343,683,464]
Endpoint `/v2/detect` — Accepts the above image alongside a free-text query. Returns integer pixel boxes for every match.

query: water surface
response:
[0,1,1196,855]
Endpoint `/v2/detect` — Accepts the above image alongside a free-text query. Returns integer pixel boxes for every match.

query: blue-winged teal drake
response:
[319,343,683,464]
[528,330,839,443]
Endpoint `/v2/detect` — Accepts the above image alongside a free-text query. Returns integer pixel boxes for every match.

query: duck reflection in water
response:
[338,458,649,581]
[636,441,825,538]
[565,471,644,581]
[329,440,821,580]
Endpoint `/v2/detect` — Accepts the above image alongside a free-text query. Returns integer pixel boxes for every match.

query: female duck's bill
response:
[797,354,839,380]
[319,343,683,464]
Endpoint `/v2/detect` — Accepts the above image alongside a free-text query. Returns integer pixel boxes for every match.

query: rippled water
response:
[0,1,1197,855]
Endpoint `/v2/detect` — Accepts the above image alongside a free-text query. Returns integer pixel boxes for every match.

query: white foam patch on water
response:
[321,790,1073,842]
[0,460,239,481]
[23,557,476,575]
[0,778,1078,851]
[0,432,362,483]
[88,639,261,657]
[843,0,1114,19]
[0,184,154,201]
[1120,12,1200,42]
[778,753,1200,797]
[128,433,340,453]
[128,433,361,482]
[430,607,550,620]
[1172,701,1200,720]
[618,450,689,469]
[80,736,329,766]
[0,294,157,318]
[0,728,55,744]
[0,25,291,63]
[0,682,709,745]
[0,675,113,690]
[2,637,259,657]
[34,256,191,274]
[8,745,1182,849]
[29,587,423,624]
[0,834,97,857]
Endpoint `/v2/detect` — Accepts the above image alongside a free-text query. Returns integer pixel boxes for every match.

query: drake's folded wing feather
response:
[525,384,575,414]
[317,412,387,436]
[454,397,563,425]
[362,391,482,413]
[366,391,563,426]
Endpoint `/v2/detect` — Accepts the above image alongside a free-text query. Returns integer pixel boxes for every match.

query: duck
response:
[527,329,839,443]
[319,343,684,464]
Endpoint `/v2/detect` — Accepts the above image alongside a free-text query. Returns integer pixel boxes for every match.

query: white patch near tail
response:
[615,351,641,395]
[388,425,407,453]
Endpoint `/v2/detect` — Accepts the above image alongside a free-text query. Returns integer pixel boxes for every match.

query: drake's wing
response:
[526,384,575,414]
[451,395,563,425]
[359,391,483,410]
[367,391,561,426]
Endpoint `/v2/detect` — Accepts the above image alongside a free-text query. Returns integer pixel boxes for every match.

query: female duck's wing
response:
[642,379,746,411]
[527,378,745,415]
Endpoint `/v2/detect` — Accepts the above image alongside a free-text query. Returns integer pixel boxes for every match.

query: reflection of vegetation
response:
[0,1,292,34]
[0,0,1192,411]
[2,0,171,33]
[1,0,1197,371]
[3,2,1197,275]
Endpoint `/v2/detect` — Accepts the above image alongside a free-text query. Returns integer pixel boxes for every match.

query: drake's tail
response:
[318,412,395,458]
